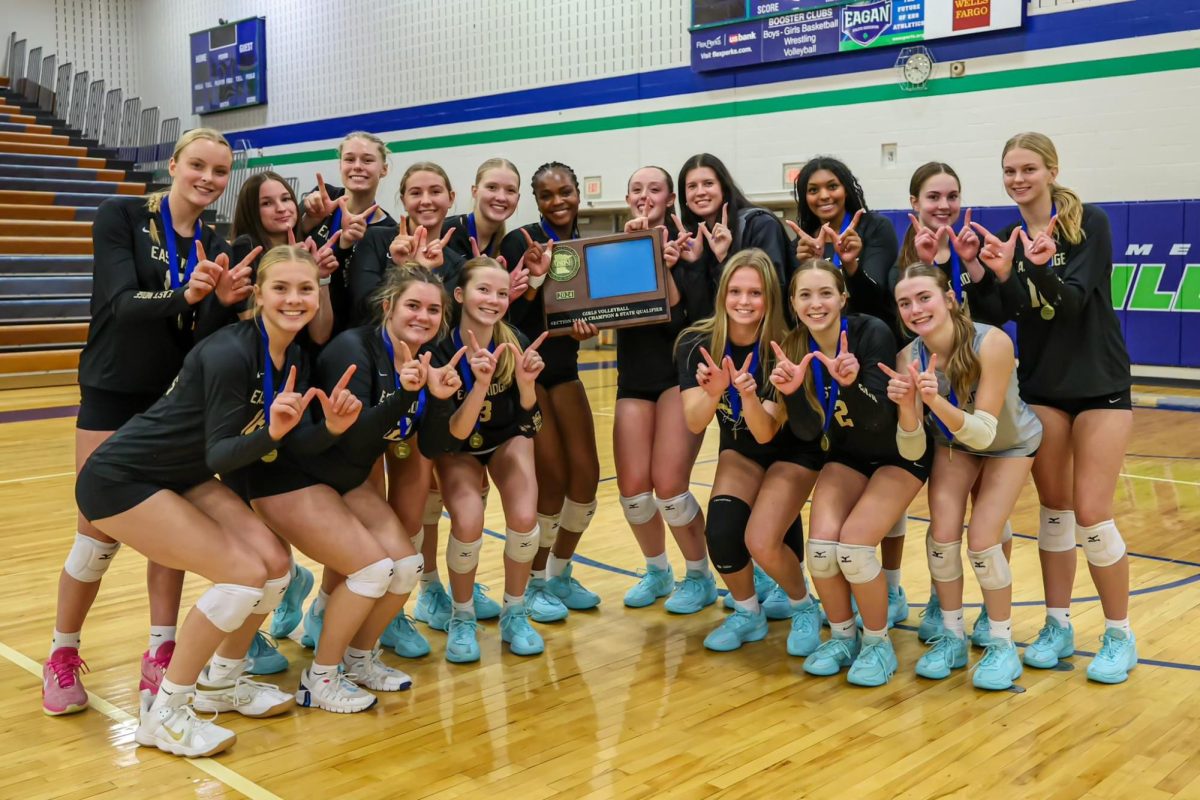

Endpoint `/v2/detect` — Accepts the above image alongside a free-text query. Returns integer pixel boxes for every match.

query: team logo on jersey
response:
[549,246,580,282]
[841,0,892,47]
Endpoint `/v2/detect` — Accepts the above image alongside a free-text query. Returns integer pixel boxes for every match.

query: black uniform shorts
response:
[75,462,199,522]
[827,447,932,483]
[77,385,161,431]
[1021,387,1132,416]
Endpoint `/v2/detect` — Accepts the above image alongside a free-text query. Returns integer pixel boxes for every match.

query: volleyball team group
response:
[37,125,1137,758]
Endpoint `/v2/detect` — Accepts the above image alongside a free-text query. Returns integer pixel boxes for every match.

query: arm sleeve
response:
[896,422,928,460]
[837,318,898,434]
[201,349,278,474]
[348,227,391,327]
[1023,206,1112,324]
[92,200,191,323]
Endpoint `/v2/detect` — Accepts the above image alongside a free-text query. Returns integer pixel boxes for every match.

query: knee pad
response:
[504,525,539,563]
[885,515,908,539]
[620,492,657,526]
[1000,520,1013,544]
[63,533,120,582]
[705,496,752,575]
[446,535,483,574]
[345,557,394,599]
[1077,520,1126,567]
[968,544,1012,590]
[926,536,964,583]
[837,543,881,585]
[560,498,597,534]
[422,491,444,527]
[656,491,700,528]
[537,514,561,550]
[1038,506,1076,553]
[389,554,424,595]
[783,513,805,563]
[411,529,425,554]
[196,583,264,633]
[253,573,292,614]
[806,539,841,579]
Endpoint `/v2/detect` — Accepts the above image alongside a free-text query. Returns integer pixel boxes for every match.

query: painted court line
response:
[0,471,74,486]
[1119,472,1200,487]
[0,640,283,800]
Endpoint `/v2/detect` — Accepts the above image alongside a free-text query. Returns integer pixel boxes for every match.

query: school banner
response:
[690,0,1022,72]
[873,200,1200,368]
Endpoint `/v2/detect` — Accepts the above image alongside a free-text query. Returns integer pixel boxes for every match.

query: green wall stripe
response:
[250,48,1200,168]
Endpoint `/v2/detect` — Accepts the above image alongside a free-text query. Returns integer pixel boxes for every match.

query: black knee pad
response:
[705,495,752,575]
[783,512,805,563]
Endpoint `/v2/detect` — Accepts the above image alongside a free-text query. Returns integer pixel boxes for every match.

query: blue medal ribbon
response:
[467,213,493,256]
[830,213,854,268]
[724,341,759,422]
[259,320,285,425]
[539,217,562,243]
[160,197,202,290]
[947,250,963,303]
[918,341,957,442]
[380,327,426,437]
[1020,202,1058,236]
[329,206,343,239]
[452,327,493,443]
[809,318,848,438]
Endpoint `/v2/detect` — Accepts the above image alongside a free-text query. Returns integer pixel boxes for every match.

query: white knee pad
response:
[620,492,657,526]
[656,491,700,528]
[63,533,120,582]
[1077,520,1126,567]
[253,573,292,614]
[927,535,964,583]
[345,557,394,599]
[560,498,597,534]
[196,583,264,633]
[806,539,841,579]
[389,554,424,595]
[537,514,560,549]
[1038,506,1076,553]
[968,544,1012,590]
[837,543,882,585]
[504,525,539,563]
[422,491,444,527]
[446,535,483,574]
[1000,520,1013,543]
[885,515,908,539]
[411,530,425,554]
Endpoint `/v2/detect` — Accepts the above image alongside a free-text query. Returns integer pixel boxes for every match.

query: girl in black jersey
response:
[675,153,793,302]
[676,250,825,653]
[248,267,463,712]
[789,157,899,324]
[971,132,1136,684]
[888,264,1042,691]
[772,259,929,687]
[298,131,396,335]
[443,158,521,259]
[72,246,354,757]
[43,128,258,717]
[498,162,602,624]
[426,257,547,663]
[614,166,713,614]
[888,162,1011,645]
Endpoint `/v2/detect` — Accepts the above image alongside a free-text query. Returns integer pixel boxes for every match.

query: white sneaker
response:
[134,694,237,757]
[194,672,294,718]
[295,666,377,713]
[343,648,413,692]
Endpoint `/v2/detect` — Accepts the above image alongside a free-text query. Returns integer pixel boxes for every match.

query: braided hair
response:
[792,156,869,236]
[531,161,579,194]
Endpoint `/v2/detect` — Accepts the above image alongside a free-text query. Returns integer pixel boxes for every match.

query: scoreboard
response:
[190,17,267,115]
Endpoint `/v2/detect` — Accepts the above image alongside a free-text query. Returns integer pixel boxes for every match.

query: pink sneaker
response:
[43,647,89,716]
[139,641,175,694]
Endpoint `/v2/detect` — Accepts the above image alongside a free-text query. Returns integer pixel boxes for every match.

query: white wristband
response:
[319,276,332,287]
[528,273,547,289]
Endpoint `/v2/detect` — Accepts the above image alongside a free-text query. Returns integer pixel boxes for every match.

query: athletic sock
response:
[944,607,965,637]
[830,619,856,639]
[421,567,441,587]
[646,552,670,571]
[503,593,523,611]
[547,554,571,578]
[343,646,372,662]
[685,556,711,576]
[453,599,474,617]
[989,617,1012,642]
[1047,606,1071,627]
[734,595,761,614]
[308,662,338,680]
[311,589,330,615]
[151,679,194,711]
[790,594,812,608]
[531,567,548,582]
[863,626,888,641]
[51,630,81,655]
[1105,617,1132,635]
[206,654,245,683]
[884,569,902,590]
[148,625,176,656]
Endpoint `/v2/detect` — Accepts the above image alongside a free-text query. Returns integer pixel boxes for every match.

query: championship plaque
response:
[542,229,671,334]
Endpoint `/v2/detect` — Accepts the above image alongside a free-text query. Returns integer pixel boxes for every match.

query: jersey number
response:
[834,399,853,428]
[479,400,493,423]
[1026,279,1048,309]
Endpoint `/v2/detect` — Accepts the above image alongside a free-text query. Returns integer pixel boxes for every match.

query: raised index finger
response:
[398,340,413,364]
[845,208,864,234]
[317,172,330,201]
[839,330,849,354]
[699,346,719,369]
[925,352,938,374]
[447,345,468,369]
[282,364,298,394]
[740,351,753,375]
[237,245,263,271]
[721,203,729,228]
[520,228,535,247]
[1044,214,1058,240]
[908,212,923,232]
[527,331,549,353]
[196,240,208,264]
[877,362,903,380]
[333,363,357,393]
[770,340,789,363]
[467,329,481,353]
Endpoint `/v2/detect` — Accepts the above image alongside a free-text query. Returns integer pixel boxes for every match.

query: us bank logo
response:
[728,32,758,44]
[842,0,893,46]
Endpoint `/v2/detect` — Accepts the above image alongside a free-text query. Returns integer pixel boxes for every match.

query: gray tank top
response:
[910,322,1042,457]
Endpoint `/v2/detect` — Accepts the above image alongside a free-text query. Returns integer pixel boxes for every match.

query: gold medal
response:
[469,431,484,449]
[261,449,278,463]
[392,441,411,459]
[1040,304,1056,321]
[820,433,830,452]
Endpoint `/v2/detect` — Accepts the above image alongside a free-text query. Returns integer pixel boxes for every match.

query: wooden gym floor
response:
[1,352,1199,800]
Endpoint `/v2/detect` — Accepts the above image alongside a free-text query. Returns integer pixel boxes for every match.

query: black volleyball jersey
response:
[350,224,465,327]
[285,326,455,491]
[306,183,396,336]
[812,211,898,326]
[443,213,503,260]
[426,326,542,454]
[84,320,337,488]
[782,314,906,461]
[995,204,1131,398]
[676,332,814,461]
[79,196,237,394]
[498,221,580,379]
